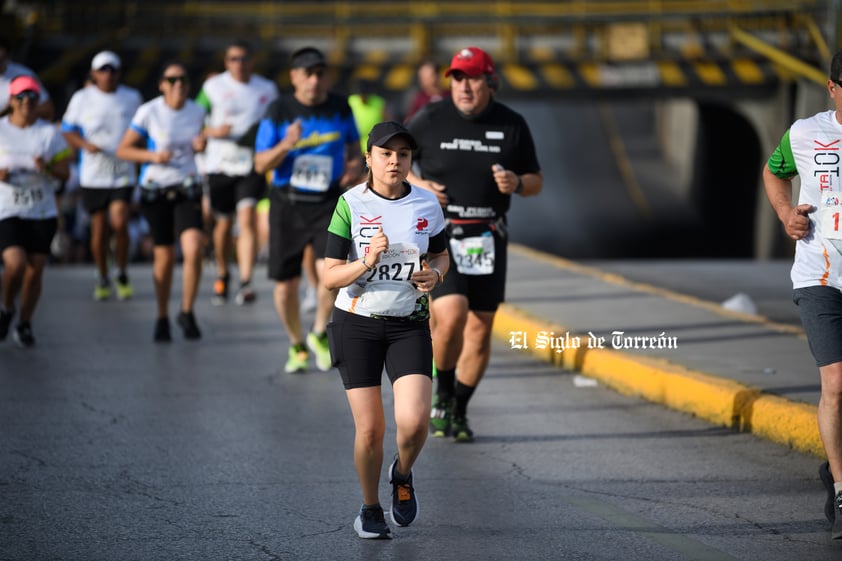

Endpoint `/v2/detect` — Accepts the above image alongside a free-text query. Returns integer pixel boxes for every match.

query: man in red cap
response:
[254,46,362,374]
[406,46,543,442]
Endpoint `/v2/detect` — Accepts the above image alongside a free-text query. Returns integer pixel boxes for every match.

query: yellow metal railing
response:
[26,0,837,91]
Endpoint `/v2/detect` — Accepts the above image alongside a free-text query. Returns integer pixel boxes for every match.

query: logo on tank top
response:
[358,215,382,257]
[814,139,840,192]
[415,216,431,236]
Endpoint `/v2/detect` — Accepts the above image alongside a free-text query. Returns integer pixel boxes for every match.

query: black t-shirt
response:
[406,99,540,220]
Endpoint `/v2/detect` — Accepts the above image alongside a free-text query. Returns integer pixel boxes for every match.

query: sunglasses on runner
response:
[13,90,39,101]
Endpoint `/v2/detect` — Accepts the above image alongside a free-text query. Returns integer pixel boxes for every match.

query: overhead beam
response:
[728,22,827,86]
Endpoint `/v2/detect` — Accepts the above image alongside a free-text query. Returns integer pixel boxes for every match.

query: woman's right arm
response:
[323,256,375,291]
[116,128,168,164]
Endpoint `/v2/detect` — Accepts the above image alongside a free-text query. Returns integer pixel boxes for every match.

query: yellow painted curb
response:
[493,292,823,458]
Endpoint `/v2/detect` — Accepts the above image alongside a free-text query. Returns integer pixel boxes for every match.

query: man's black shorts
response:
[432,225,507,312]
[80,186,135,214]
[267,189,335,281]
[207,173,266,216]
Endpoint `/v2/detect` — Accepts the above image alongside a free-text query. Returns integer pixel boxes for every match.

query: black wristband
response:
[514,176,523,194]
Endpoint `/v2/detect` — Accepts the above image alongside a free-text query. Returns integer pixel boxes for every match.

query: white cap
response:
[91,51,121,71]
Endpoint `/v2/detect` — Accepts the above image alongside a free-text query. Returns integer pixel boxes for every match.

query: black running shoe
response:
[154,317,171,343]
[354,504,391,539]
[821,462,835,524]
[451,414,475,443]
[0,307,14,341]
[389,456,418,527]
[833,492,842,540]
[430,394,452,437]
[234,280,256,305]
[177,311,201,340]
[13,322,35,348]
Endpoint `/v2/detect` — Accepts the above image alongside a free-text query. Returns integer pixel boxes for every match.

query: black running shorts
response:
[267,189,335,281]
[207,172,267,216]
[140,191,204,246]
[80,186,135,214]
[0,217,58,254]
[327,307,434,389]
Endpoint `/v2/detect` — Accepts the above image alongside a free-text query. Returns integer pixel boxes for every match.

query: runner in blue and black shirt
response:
[254,46,363,374]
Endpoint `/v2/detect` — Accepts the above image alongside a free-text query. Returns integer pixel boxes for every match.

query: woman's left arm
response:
[411,249,449,293]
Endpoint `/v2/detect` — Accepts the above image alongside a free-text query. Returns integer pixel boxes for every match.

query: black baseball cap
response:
[366,121,418,152]
[291,47,326,69]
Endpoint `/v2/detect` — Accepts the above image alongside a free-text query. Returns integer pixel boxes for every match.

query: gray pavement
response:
[1,251,837,560]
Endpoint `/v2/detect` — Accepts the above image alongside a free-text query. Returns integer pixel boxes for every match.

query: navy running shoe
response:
[389,455,418,526]
[13,322,35,348]
[177,311,201,340]
[354,504,391,539]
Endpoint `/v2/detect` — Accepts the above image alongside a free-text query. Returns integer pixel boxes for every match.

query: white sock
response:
[834,482,842,496]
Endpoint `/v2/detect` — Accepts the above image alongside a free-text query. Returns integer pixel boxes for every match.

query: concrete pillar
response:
[657,82,831,259]
[734,81,831,258]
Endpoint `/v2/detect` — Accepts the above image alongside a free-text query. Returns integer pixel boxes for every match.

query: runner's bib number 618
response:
[88,152,133,186]
[217,141,253,176]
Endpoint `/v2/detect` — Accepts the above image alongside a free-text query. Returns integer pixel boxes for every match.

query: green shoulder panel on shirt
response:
[327,196,352,239]
[767,129,797,179]
[195,90,211,112]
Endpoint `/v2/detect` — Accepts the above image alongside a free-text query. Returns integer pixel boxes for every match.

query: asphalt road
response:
[0,264,838,561]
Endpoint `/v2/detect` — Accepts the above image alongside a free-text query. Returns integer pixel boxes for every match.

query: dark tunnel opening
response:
[689,102,763,258]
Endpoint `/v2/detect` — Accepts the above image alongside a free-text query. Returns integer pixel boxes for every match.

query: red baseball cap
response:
[444,47,495,77]
[9,75,40,96]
